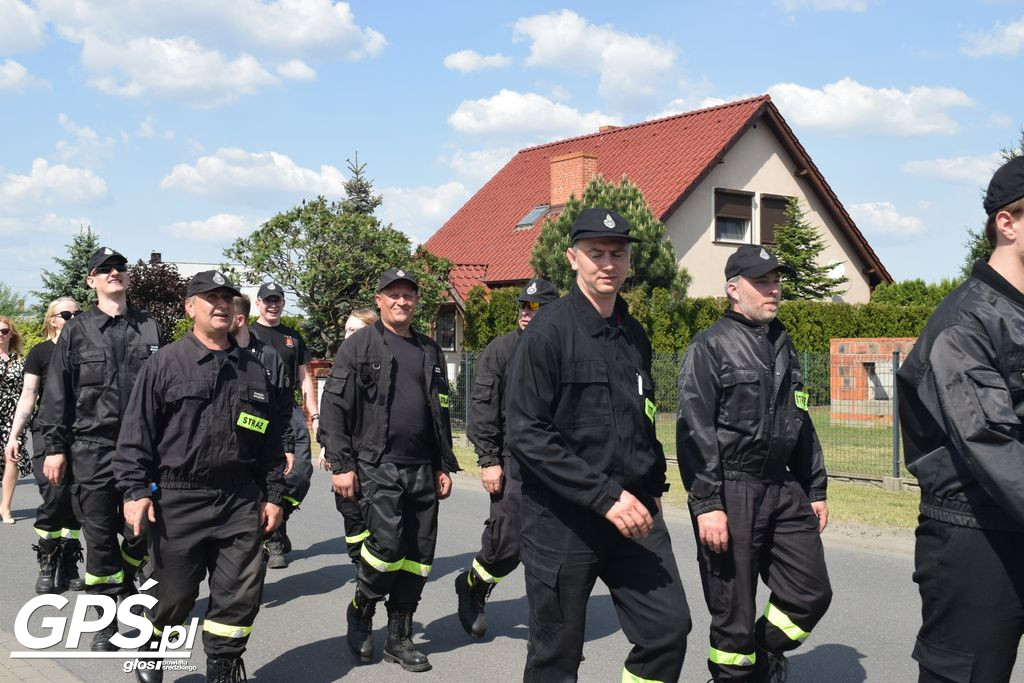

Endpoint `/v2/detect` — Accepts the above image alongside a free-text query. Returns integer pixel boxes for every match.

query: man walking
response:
[319,268,459,672]
[677,244,832,682]
[455,278,558,638]
[506,209,690,682]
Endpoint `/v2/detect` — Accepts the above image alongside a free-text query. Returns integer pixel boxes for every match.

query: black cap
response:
[377,268,418,292]
[186,270,241,298]
[570,208,638,244]
[87,247,127,274]
[984,156,1024,215]
[725,245,795,280]
[518,278,559,304]
[257,282,285,300]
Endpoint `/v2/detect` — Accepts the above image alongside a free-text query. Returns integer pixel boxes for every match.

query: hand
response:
[261,502,283,533]
[697,510,729,554]
[283,452,294,476]
[436,471,453,500]
[331,471,358,499]
[604,490,654,539]
[124,498,157,537]
[480,465,503,494]
[811,500,829,533]
[4,441,19,464]
[43,454,67,486]
[317,456,330,471]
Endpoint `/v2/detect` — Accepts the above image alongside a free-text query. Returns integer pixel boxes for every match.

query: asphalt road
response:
[2,471,1021,682]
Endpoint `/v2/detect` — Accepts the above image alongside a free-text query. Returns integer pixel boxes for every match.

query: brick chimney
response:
[550,151,597,206]
[150,251,162,264]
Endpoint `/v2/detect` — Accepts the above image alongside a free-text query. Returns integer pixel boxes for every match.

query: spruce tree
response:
[959,129,1023,278]
[31,226,101,314]
[773,198,848,300]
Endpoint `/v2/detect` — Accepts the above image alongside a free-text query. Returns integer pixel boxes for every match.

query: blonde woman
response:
[5,298,84,592]
[0,315,29,523]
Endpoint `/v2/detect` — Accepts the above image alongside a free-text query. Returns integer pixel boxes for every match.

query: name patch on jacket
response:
[237,412,268,433]
[645,398,656,423]
[438,393,450,408]
[794,391,809,411]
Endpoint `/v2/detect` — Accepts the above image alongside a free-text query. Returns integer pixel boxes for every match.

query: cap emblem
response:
[213,272,225,285]
[603,213,616,229]
[527,282,537,295]
[268,283,276,291]
[759,248,770,260]
[396,269,405,277]
[103,248,112,255]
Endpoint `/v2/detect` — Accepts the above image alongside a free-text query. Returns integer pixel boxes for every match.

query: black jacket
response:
[677,311,826,516]
[245,335,296,453]
[505,284,667,517]
[898,260,1024,532]
[318,320,458,474]
[114,332,287,505]
[38,305,162,463]
[468,329,520,468]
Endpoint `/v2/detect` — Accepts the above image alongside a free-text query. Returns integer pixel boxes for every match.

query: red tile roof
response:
[449,263,489,303]
[425,95,890,290]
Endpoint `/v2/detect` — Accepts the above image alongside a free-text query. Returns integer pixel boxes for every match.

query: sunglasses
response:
[0,328,9,335]
[92,262,128,275]
[520,301,540,312]
[52,311,82,320]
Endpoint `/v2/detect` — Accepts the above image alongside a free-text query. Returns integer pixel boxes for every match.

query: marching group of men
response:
[20,155,1024,682]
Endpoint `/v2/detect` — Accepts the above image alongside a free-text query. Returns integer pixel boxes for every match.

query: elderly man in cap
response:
[677,244,831,682]
[115,270,287,683]
[37,247,162,652]
[318,267,459,672]
[455,277,559,639]
[249,281,316,568]
[506,209,691,682]
[898,156,1024,682]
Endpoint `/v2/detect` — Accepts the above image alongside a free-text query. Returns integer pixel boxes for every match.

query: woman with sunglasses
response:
[5,298,85,591]
[1,315,30,524]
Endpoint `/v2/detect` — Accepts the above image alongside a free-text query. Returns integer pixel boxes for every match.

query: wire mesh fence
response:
[445,348,909,482]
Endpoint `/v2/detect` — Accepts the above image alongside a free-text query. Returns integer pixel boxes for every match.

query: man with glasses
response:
[319,268,459,672]
[249,282,317,569]
[37,248,162,651]
[455,278,558,639]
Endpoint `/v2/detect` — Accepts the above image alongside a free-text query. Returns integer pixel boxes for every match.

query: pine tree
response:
[773,197,849,300]
[340,152,383,216]
[31,226,101,314]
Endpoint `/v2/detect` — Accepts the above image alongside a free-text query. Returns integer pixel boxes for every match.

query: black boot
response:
[206,656,247,682]
[346,588,377,663]
[134,634,163,683]
[90,605,120,652]
[383,609,431,672]
[280,514,292,554]
[455,570,494,638]
[32,538,61,594]
[56,538,85,592]
[265,531,288,569]
[753,646,788,683]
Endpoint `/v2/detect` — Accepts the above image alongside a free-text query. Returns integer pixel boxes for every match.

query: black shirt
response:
[249,321,310,392]
[24,340,56,457]
[382,329,438,466]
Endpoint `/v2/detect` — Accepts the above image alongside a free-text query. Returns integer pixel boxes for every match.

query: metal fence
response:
[445,350,908,482]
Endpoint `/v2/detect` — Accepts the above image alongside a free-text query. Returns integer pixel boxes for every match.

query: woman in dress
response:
[0,315,29,523]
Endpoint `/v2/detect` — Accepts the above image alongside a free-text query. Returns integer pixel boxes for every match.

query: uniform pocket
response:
[720,369,762,421]
[472,375,495,402]
[559,360,611,427]
[323,367,350,395]
[524,554,563,625]
[357,362,380,401]
[74,349,106,387]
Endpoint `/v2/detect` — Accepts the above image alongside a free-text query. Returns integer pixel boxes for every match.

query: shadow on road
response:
[789,643,868,682]
[253,634,356,682]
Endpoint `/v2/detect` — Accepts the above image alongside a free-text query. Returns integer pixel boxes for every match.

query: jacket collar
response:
[184,330,240,365]
[722,310,785,343]
[87,304,142,332]
[569,282,629,337]
[972,259,1024,310]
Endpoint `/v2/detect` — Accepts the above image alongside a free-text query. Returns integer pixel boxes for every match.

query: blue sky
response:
[2,0,1022,299]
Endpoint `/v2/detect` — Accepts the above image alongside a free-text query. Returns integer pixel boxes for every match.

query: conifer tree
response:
[773,198,848,300]
[31,226,101,314]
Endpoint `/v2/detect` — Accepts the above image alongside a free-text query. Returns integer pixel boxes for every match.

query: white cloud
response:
[55,113,115,166]
[0,213,93,236]
[441,146,517,184]
[849,201,924,239]
[0,58,44,92]
[276,58,316,80]
[448,89,621,140]
[443,49,512,73]
[767,77,974,135]
[133,115,175,141]
[80,34,277,107]
[0,0,46,54]
[962,17,1024,57]
[512,10,676,102]
[0,158,108,211]
[169,213,252,241]
[902,152,1004,185]
[647,96,740,121]
[379,182,472,244]
[775,0,868,11]
[161,148,345,197]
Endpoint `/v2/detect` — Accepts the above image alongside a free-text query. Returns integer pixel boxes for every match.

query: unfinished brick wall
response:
[830,337,916,426]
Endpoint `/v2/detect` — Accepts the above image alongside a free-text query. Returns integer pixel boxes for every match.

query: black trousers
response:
[356,461,438,612]
[472,456,522,583]
[31,447,80,537]
[693,477,831,682]
[334,493,367,564]
[148,485,266,658]
[521,485,690,683]
[281,406,313,511]
[71,482,147,597]
[913,517,1024,683]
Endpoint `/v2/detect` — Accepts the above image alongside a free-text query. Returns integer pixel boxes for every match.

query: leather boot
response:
[455,570,494,638]
[346,588,376,663]
[32,538,61,594]
[134,634,163,683]
[90,605,120,652]
[382,609,431,672]
[56,538,85,592]
[206,656,247,682]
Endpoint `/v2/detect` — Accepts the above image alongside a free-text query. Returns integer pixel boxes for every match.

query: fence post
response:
[802,350,809,379]
[891,350,901,479]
